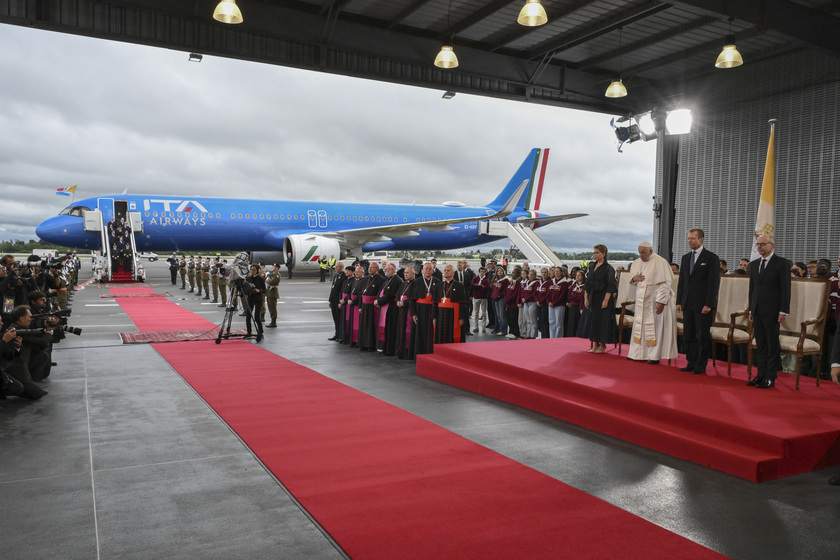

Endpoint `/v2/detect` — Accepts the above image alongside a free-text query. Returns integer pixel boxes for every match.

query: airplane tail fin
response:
[487,148,550,213]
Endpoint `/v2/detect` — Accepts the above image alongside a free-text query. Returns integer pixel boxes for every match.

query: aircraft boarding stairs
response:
[84,206,145,283]
[479,220,563,267]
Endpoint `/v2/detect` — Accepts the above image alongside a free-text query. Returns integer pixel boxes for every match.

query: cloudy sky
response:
[0,24,657,253]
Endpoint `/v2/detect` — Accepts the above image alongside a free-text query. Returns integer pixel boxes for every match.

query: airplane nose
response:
[36,216,72,243]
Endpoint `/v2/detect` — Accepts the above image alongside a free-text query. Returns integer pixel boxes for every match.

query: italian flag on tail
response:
[524,148,549,228]
[750,120,776,261]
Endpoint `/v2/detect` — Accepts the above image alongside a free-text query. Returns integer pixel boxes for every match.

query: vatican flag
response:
[750,120,776,261]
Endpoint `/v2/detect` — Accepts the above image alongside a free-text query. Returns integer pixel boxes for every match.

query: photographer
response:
[28,291,66,381]
[4,305,52,400]
[0,256,36,308]
[0,317,25,399]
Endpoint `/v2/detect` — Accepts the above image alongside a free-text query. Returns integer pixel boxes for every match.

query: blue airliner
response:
[36,149,585,270]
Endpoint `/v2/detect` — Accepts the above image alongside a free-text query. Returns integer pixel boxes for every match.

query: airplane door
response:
[307,210,317,228]
[317,210,328,228]
[98,198,115,226]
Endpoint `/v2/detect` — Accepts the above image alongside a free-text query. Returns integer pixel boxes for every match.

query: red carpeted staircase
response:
[107,264,137,283]
[417,338,840,482]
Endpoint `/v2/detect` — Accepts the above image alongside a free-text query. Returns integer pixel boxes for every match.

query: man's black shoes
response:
[755,378,775,389]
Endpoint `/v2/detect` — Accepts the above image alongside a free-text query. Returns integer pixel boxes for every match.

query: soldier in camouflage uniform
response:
[187,257,196,293]
[179,257,187,289]
[200,258,210,299]
[265,264,281,328]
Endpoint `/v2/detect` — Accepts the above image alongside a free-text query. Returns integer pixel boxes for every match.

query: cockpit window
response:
[58,206,91,217]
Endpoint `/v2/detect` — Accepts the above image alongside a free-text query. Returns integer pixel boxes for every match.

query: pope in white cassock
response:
[627,242,678,363]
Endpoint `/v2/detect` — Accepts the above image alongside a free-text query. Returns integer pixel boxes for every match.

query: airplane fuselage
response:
[36,194,530,253]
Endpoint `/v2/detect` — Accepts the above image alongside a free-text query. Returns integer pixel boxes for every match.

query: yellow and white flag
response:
[750,120,776,261]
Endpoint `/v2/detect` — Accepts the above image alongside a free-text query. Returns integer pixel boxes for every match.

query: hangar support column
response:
[654,134,679,264]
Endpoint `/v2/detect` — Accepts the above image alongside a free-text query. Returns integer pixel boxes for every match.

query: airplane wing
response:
[515,213,588,226]
[317,179,531,249]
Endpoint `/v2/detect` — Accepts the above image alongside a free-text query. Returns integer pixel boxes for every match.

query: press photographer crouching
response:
[2,305,53,400]
[28,290,82,380]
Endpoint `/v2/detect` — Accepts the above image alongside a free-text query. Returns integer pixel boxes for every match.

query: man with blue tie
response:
[746,234,791,389]
[676,228,721,375]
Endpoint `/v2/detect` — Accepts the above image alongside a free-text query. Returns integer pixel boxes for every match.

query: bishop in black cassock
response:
[376,263,403,355]
[409,263,441,358]
[395,267,416,360]
[435,264,468,344]
[355,262,386,351]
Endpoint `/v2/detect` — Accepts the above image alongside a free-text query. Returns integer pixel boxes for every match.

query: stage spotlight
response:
[610,117,641,152]
[665,109,693,135]
[636,111,658,141]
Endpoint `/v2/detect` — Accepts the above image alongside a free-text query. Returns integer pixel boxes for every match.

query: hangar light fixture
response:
[213,0,243,24]
[605,28,627,98]
[665,109,693,135]
[518,1,548,27]
[434,46,459,69]
[715,18,743,68]
[434,0,458,69]
[612,109,692,151]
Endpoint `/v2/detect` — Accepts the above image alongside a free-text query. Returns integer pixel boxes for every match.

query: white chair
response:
[710,275,751,376]
[614,271,636,355]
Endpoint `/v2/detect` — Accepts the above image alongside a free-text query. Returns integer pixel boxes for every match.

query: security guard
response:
[179,257,187,289]
[187,257,196,293]
[200,258,210,299]
[210,258,220,303]
[218,259,229,307]
[319,255,328,282]
[265,263,281,328]
[328,255,337,281]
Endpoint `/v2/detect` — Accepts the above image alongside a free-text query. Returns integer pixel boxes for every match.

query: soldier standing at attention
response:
[179,256,187,289]
[187,257,196,293]
[265,264,281,328]
[210,257,220,303]
[218,260,229,308]
[200,258,211,300]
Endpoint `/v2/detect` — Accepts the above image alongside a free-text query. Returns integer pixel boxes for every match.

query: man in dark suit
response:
[327,261,346,341]
[676,228,721,374]
[746,234,791,389]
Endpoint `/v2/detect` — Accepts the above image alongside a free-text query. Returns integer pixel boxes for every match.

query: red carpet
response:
[417,339,840,482]
[113,287,729,559]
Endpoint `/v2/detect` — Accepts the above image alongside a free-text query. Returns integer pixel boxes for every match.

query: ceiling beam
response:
[440,0,511,39]
[524,1,672,60]
[571,15,718,70]
[671,0,840,54]
[386,0,435,29]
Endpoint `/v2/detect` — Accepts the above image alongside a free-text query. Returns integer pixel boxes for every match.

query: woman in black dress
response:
[583,244,616,354]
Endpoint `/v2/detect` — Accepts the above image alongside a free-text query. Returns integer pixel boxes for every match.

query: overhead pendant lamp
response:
[605,28,627,98]
[214,0,243,24]
[715,18,743,68]
[517,0,548,27]
[434,0,458,69]
[434,45,459,69]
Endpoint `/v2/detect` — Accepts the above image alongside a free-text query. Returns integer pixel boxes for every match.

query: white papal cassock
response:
[627,252,679,361]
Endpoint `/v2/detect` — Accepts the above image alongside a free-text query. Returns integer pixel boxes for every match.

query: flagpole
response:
[750,118,777,261]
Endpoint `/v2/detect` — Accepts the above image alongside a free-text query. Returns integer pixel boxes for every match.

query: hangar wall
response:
[656,48,840,270]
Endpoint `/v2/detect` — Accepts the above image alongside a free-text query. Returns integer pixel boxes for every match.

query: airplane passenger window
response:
[231,214,235,219]
[238,214,243,219]
[273,214,278,219]
[246,214,250,219]
[286,215,291,219]
[145,212,150,217]
[260,214,264,219]
[153,212,158,217]
[404,218,407,222]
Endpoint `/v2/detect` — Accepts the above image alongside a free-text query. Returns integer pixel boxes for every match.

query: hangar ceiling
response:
[2,0,839,115]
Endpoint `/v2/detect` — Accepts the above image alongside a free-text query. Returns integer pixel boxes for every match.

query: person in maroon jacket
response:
[489,267,509,336]
[565,269,586,338]
[535,267,551,339]
[519,269,539,339]
[503,266,522,339]
[547,267,571,338]
[471,266,491,333]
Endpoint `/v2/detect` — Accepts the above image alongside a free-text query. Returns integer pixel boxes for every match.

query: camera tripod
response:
[216,279,263,344]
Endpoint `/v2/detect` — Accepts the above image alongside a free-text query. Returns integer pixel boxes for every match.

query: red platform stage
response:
[416,338,840,482]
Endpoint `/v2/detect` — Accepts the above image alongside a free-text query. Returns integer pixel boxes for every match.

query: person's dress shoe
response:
[679,366,694,372]
[691,370,706,375]
[328,336,338,341]
[203,296,210,300]
[211,299,218,303]
[266,322,277,328]
[745,377,763,387]
[647,360,660,365]
[592,346,605,354]
[756,378,775,389]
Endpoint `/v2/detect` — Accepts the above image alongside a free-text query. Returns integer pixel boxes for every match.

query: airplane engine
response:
[283,235,343,271]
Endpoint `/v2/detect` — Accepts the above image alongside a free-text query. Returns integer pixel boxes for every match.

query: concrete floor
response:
[2,260,839,560]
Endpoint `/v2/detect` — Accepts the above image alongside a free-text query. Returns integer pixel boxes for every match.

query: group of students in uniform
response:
[327,258,590,360]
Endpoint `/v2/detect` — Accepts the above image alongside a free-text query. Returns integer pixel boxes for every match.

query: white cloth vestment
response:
[627,253,679,361]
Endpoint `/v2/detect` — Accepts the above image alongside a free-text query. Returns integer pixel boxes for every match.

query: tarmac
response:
[1,259,839,560]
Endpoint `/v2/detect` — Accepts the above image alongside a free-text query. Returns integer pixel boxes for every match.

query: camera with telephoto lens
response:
[30,312,83,336]
[12,328,47,337]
